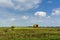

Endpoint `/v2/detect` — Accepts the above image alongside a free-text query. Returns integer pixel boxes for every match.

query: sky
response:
[0,0,60,27]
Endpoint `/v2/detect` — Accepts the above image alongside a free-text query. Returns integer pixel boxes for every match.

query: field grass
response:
[0,27,60,40]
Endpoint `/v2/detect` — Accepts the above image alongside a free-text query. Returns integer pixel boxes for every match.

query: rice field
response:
[0,27,60,40]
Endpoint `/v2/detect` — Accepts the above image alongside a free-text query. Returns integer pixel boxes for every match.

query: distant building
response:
[33,24,38,28]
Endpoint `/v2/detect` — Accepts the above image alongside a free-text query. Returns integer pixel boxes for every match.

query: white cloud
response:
[21,16,29,20]
[39,20,43,22]
[0,0,41,11]
[47,1,52,4]
[52,8,60,15]
[10,18,16,21]
[0,0,14,8]
[47,16,51,18]
[57,21,60,23]
[34,11,46,17]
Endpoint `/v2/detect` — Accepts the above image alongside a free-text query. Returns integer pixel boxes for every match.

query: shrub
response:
[11,26,15,31]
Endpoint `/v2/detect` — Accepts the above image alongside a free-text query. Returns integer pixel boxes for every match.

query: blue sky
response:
[0,0,60,27]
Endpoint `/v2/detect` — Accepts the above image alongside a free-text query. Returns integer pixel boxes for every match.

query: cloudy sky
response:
[0,0,60,27]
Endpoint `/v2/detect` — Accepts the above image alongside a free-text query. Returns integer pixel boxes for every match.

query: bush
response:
[11,26,15,31]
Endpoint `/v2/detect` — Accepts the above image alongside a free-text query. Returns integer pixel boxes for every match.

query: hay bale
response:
[33,24,38,28]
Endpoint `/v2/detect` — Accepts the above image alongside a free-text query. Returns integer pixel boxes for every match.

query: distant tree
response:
[11,26,15,31]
